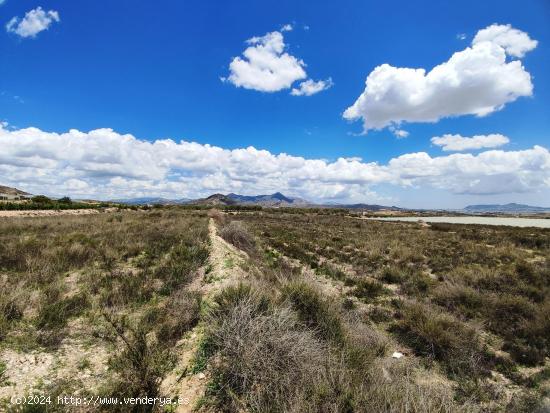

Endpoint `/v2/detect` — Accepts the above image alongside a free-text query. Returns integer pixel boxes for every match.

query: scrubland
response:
[0,210,209,411]
[1,207,548,412]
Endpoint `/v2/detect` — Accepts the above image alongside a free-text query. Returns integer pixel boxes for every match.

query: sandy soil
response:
[0,324,110,401]
[160,217,248,412]
[0,209,102,218]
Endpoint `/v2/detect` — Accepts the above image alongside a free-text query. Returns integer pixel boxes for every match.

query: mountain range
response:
[463,203,550,213]
[2,184,550,213]
[109,197,191,205]
[193,192,309,207]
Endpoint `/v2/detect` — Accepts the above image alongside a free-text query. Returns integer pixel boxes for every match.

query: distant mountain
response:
[464,203,550,213]
[115,192,406,210]
[111,197,191,205]
[332,203,403,211]
[226,192,309,207]
[190,194,238,206]
[0,185,31,196]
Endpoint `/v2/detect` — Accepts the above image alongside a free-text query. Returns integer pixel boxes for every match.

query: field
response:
[0,210,210,411]
[0,208,549,412]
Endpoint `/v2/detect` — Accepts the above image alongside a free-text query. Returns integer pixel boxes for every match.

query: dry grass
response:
[218,220,256,254]
[2,207,548,412]
[0,209,209,408]
[201,283,465,412]
[227,210,550,411]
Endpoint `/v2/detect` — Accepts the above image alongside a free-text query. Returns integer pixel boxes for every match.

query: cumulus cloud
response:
[224,28,330,95]
[344,24,536,133]
[431,134,509,152]
[473,24,538,58]
[291,78,333,96]
[1,125,549,201]
[224,30,307,92]
[6,7,60,38]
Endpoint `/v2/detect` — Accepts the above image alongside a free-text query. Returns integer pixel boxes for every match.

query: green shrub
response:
[433,283,485,319]
[315,262,347,280]
[393,302,490,378]
[351,279,389,301]
[400,272,435,296]
[281,282,344,343]
[156,242,208,294]
[156,290,201,343]
[204,288,333,412]
[219,221,256,254]
[36,293,88,330]
[368,306,393,323]
[104,316,175,411]
[380,266,404,283]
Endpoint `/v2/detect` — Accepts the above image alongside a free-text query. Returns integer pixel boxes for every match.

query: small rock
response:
[197,372,206,380]
[391,351,404,359]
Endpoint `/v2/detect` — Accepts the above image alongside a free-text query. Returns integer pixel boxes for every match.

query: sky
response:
[0,0,549,208]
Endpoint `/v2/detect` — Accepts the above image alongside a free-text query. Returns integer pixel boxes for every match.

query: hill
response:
[464,203,550,213]
[190,193,238,206]
[334,203,403,211]
[110,197,190,205]
[0,185,31,196]
[226,192,309,207]
[113,192,408,210]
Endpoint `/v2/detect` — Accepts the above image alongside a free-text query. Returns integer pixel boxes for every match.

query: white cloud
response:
[473,24,538,58]
[389,126,409,138]
[1,125,549,201]
[224,28,330,95]
[457,33,467,40]
[344,24,536,133]
[225,30,307,92]
[6,7,60,38]
[431,134,509,152]
[291,78,333,96]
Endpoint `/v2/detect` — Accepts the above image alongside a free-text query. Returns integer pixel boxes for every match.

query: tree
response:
[31,195,51,204]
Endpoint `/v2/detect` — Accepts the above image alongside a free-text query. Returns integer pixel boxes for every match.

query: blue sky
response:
[1,0,549,207]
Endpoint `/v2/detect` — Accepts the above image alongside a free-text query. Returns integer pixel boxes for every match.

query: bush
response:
[156,290,201,343]
[58,196,72,204]
[207,208,226,224]
[433,283,485,319]
[0,292,23,342]
[219,221,256,254]
[315,262,347,280]
[211,284,271,319]
[36,293,89,330]
[204,289,333,412]
[393,301,490,378]
[103,314,174,411]
[31,195,52,204]
[380,266,404,283]
[281,282,344,344]
[205,284,460,413]
[155,242,209,294]
[351,279,389,301]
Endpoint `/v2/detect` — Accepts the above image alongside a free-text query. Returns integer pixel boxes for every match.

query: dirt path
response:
[162,218,247,412]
